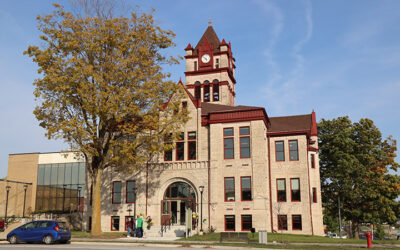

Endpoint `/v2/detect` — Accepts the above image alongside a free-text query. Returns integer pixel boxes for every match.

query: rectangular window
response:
[241,177,252,201]
[224,177,235,201]
[292,215,302,230]
[182,101,187,110]
[312,187,317,203]
[241,215,252,231]
[291,178,301,202]
[126,181,136,203]
[176,142,184,160]
[215,58,219,69]
[277,179,286,202]
[275,141,285,161]
[194,61,198,71]
[111,216,120,231]
[112,181,122,204]
[224,128,234,159]
[164,133,172,161]
[204,85,210,102]
[213,84,219,101]
[289,140,299,161]
[311,154,315,168]
[225,215,235,231]
[278,215,288,230]
[240,127,250,158]
[188,131,196,160]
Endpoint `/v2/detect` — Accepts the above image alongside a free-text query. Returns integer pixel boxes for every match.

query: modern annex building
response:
[4,25,323,235]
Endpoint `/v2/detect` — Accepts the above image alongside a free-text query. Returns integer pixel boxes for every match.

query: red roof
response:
[268,114,312,133]
[194,25,221,56]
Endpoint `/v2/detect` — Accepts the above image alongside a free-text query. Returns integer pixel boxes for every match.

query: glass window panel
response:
[37,165,45,185]
[225,149,234,159]
[44,165,51,185]
[171,184,178,198]
[277,179,285,190]
[78,163,85,184]
[71,164,79,184]
[224,128,233,137]
[65,164,72,185]
[278,215,288,230]
[188,132,196,140]
[240,127,250,135]
[50,164,58,185]
[225,215,235,231]
[188,141,196,160]
[126,181,136,203]
[113,182,122,203]
[241,215,252,231]
[225,178,234,189]
[224,138,233,148]
[292,215,302,230]
[240,137,250,147]
[276,141,284,151]
[291,179,299,190]
[242,177,251,189]
[289,141,298,150]
[57,164,65,185]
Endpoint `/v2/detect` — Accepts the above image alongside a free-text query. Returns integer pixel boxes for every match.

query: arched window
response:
[203,80,210,102]
[213,80,219,101]
[194,81,201,100]
[164,182,196,199]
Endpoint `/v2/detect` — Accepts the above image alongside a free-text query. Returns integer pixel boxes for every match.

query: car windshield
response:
[57,222,68,229]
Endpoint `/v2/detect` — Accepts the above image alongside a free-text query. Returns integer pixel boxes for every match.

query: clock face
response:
[201,54,210,63]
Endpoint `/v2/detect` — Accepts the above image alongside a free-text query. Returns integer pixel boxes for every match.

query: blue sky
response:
[1,0,400,178]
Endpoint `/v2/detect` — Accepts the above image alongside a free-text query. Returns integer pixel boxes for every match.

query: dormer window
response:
[215,58,219,69]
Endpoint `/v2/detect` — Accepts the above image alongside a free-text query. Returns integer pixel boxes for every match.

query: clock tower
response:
[184,25,236,106]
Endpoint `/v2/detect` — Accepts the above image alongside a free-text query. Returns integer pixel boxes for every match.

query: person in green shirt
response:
[136,215,143,238]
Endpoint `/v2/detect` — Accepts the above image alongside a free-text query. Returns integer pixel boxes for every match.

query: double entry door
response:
[161,199,194,226]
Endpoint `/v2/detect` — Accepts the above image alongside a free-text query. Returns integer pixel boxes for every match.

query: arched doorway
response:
[161,181,196,227]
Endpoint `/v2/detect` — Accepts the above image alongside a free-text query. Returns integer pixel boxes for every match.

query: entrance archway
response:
[161,181,196,227]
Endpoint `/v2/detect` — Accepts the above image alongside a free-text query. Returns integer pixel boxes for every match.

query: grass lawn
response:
[181,232,400,245]
[71,230,126,239]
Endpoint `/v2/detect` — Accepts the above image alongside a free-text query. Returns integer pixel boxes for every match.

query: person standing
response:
[126,218,133,238]
[137,214,144,238]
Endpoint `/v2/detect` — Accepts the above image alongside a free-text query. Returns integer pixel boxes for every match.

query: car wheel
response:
[43,235,54,245]
[9,235,19,244]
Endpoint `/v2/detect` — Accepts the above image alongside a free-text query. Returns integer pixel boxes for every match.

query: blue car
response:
[7,220,71,244]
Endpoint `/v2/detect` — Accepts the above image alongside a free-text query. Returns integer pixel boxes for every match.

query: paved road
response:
[0,242,255,250]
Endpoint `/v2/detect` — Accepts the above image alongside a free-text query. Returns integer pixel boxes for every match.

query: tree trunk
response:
[91,168,103,236]
[351,220,360,239]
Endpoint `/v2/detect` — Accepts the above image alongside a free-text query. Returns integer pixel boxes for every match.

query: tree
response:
[318,117,400,239]
[24,1,188,235]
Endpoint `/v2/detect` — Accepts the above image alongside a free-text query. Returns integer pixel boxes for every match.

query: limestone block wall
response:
[209,120,270,232]
[269,134,324,235]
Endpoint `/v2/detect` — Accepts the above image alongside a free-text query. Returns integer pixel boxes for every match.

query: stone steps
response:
[144,225,187,238]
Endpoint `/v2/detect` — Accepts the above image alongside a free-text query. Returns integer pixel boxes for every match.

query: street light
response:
[77,186,82,212]
[199,185,204,232]
[133,188,137,219]
[23,184,28,218]
[5,185,11,226]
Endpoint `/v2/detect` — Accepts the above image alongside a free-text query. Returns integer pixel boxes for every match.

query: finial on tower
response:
[208,18,212,26]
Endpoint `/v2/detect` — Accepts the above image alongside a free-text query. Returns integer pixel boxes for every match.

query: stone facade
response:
[90,25,324,235]
[4,25,324,236]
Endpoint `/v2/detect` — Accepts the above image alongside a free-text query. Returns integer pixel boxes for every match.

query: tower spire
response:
[208,18,212,26]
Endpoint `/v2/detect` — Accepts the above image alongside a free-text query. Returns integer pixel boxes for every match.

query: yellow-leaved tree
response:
[24,1,188,235]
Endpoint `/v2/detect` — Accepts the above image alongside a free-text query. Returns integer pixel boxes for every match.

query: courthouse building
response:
[5,25,324,235]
